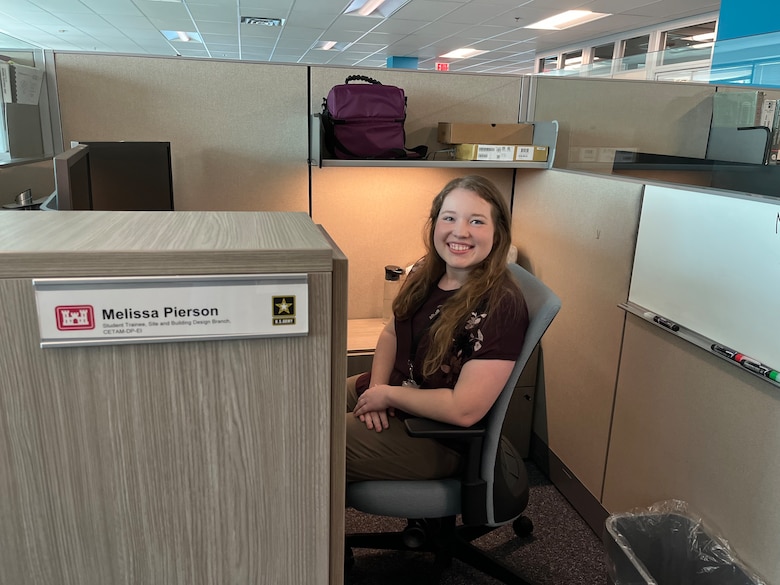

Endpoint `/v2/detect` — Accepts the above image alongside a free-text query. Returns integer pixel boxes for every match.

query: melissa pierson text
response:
[102,306,219,320]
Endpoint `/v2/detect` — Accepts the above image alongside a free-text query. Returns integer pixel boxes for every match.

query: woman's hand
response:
[353,385,396,432]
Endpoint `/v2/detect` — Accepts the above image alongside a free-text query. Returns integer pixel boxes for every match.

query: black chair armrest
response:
[403,417,486,439]
[403,417,488,524]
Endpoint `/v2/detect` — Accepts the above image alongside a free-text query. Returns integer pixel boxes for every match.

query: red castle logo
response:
[55,305,95,331]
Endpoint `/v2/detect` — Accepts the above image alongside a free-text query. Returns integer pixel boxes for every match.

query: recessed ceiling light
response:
[240,16,285,26]
[439,48,488,59]
[161,30,202,43]
[525,10,611,30]
[312,41,351,51]
[343,0,411,18]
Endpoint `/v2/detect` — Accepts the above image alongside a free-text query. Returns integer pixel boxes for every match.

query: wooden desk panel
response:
[0,212,345,585]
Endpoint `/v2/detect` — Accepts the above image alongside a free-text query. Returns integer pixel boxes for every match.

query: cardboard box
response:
[514,145,549,162]
[454,144,517,161]
[453,144,549,162]
[438,122,534,145]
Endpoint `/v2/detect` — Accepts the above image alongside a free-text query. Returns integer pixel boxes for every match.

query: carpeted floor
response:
[345,461,609,585]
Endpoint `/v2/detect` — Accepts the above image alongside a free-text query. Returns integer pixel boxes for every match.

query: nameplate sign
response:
[33,274,309,348]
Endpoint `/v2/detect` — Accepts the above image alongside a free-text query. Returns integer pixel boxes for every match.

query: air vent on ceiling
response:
[240,17,285,26]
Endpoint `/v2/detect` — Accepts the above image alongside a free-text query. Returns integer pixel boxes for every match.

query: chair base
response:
[346,516,534,585]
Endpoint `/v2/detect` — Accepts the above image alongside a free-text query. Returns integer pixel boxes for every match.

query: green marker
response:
[770,370,779,382]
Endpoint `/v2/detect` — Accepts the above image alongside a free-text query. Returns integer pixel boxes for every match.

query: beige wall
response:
[53,54,310,212]
[511,169,642,497]
[531,76,715,173]
[311,167,514,320]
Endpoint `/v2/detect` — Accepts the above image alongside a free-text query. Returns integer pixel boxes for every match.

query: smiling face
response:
[433,187,496,283]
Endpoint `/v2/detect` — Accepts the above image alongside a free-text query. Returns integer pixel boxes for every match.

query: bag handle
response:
[345,75,382,85]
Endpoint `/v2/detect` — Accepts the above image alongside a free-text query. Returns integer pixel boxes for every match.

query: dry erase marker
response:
[732,352,761,365]
[711,343,739,360]
[769,370,780,382]
[740,359,772,376]
[644,312,679,332]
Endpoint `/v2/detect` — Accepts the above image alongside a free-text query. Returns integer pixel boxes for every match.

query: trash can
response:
[604,500,766,585]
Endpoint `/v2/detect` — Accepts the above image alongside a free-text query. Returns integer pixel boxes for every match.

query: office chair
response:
[345,263,562,584]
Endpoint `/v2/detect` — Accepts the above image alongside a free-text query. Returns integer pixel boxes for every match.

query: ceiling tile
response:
[0,0,721,76]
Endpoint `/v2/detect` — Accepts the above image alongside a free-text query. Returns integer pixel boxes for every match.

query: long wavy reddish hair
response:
[393,175,521,378]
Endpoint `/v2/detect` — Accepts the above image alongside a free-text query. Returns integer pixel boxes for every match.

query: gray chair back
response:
[480,264,561,525]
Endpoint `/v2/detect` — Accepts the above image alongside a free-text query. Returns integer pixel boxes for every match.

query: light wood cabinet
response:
[0,210,347,585]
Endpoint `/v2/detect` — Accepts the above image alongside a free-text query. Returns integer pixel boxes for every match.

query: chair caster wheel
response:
[513,515,533,537]
[402,519,427,548]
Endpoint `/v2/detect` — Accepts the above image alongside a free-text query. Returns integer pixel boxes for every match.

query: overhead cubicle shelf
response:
[309,114,558,169]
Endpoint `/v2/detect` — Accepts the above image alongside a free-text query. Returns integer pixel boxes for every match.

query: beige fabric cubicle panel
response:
[310,67,524,156]
[53,53,309,212]
[0,211,345,585]
[604,316,780,584]
[311,167,514,320]
[530,77,714,173]
[511,169,642,499]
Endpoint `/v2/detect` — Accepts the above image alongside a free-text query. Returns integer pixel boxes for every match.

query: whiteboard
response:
[629,184,780,369]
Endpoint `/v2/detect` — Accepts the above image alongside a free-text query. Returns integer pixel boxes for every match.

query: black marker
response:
[644,312,679,332]
[741,359,772,376]
[712,344,779,380]
[711,343,739,360]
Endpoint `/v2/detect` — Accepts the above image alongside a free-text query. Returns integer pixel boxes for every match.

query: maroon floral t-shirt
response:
[356,281,529,412]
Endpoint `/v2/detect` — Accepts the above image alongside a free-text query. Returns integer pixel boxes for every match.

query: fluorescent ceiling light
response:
[343,0,411,18]
[312,40,351,51]
[685,32,716,42]
[161,30,202,43]
[690,42,714,49]
[525,10,611,31]
[439,48,488,59]
[240,16,285,27]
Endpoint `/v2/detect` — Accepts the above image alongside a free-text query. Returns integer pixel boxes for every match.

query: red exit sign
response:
[435,62,449,71]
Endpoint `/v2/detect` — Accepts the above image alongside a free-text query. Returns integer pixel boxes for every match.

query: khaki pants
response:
[345,375,462,482]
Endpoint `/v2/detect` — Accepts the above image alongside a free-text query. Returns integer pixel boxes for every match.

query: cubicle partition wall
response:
[510,169,642,528]
[0,211,347,585]
[529,76,715,173]
[52,54,311,213]
[513,167,780,583]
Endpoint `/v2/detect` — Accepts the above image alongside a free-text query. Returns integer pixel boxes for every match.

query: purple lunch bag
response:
[321,75,427,160]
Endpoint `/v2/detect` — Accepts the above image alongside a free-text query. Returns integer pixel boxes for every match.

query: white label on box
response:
[515,146,535,161]
[476,145,515,161]
[33,273,309,348]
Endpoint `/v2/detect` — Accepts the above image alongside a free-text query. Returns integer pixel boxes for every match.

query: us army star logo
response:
[272,296,296,325]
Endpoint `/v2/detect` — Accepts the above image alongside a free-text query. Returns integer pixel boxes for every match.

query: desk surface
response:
[347,318,384,354]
